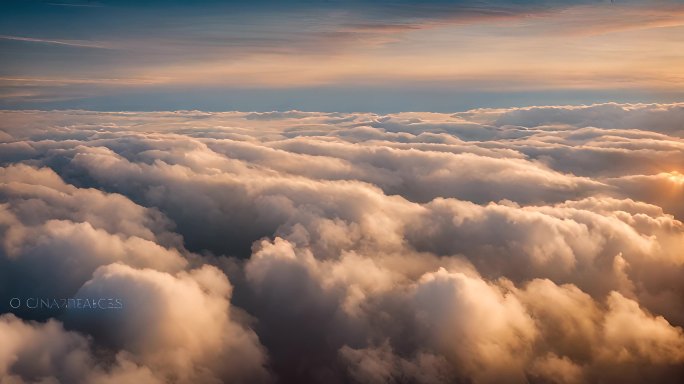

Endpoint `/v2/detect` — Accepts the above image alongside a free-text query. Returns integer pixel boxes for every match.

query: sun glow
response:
[666,171,684,185]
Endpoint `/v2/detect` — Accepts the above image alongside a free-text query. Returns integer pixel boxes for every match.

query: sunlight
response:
[666,171,684,185]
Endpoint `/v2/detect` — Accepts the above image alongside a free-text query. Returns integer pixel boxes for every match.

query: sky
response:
[1,0,684,112]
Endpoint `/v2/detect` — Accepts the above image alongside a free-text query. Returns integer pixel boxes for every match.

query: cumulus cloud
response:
[67,263,270,383]
[0,164,270,383]
[0,314,164,384]
[0,103,683,383]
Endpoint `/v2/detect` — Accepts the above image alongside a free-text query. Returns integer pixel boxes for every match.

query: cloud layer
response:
[1,102,683,383]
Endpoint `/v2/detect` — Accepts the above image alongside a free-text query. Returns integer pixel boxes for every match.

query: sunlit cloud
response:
[1,103,684,383]
[665,171,684,185]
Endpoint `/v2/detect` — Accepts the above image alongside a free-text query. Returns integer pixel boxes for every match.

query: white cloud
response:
[1,104,683,383]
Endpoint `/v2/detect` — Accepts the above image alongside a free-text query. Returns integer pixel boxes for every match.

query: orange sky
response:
[1,1,683,110]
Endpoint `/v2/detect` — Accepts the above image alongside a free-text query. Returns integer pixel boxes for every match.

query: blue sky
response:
[1,0,683,111]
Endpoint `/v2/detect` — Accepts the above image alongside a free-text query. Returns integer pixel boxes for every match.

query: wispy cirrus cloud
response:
[0,34,110,49]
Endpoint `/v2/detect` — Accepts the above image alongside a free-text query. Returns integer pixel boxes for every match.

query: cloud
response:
[0,314,165,384]
[0,35,109,49]
[245,237,684,383]
[0,164,188,316]
[0,164,269,383]
[1,103,684,383]
[66,263,271,383]
[462,102,684,137]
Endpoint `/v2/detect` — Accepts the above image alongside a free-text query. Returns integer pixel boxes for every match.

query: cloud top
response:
[1,103,684,383]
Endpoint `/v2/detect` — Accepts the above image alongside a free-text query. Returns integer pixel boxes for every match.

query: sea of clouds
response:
[1,103,683,383]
